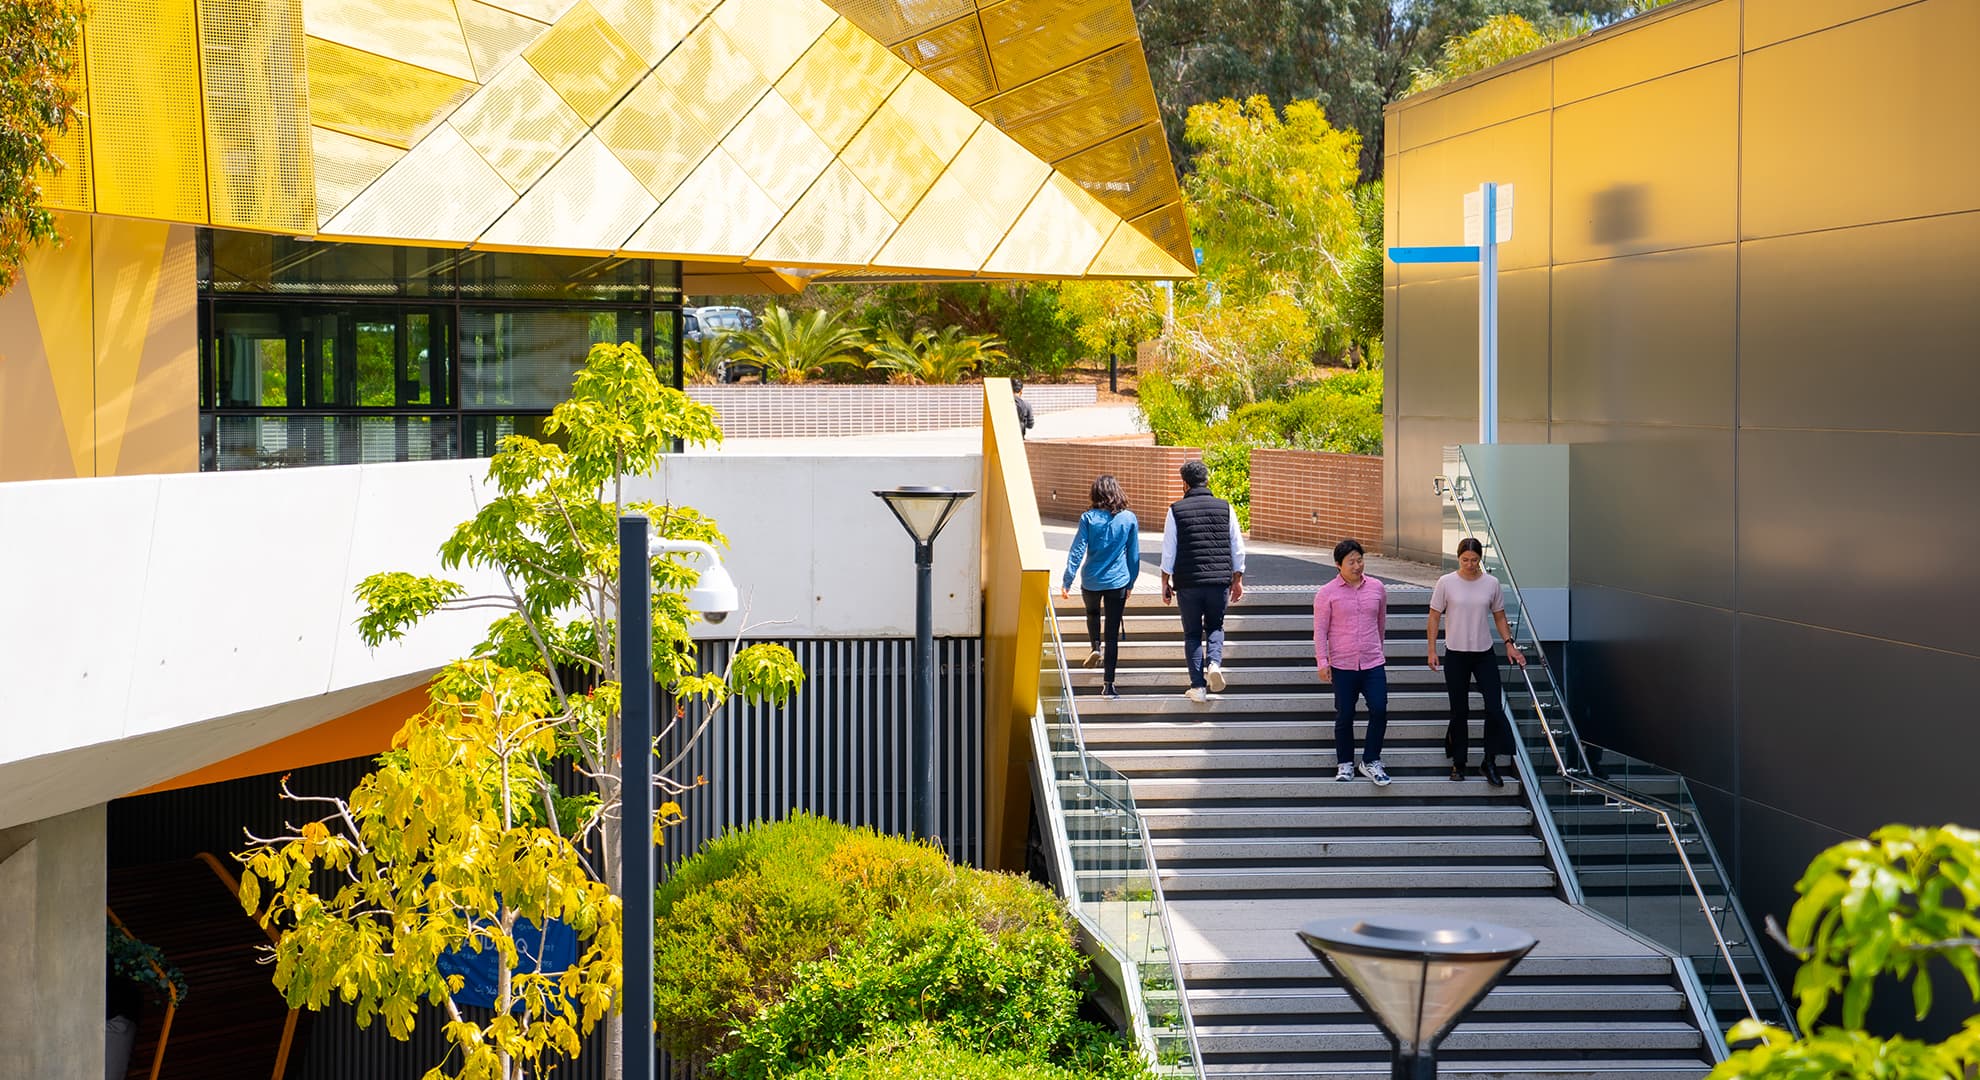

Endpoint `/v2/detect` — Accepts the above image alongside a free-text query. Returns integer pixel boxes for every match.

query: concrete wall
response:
[1384,0,1980,998]
[0,806,107,1080]
[690,383,1095,438]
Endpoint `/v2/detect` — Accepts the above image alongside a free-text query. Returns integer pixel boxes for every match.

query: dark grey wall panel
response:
[1735,800,1853,1004]
[1738,429,1980,655]
[1740,212,1980,434]
[1565,425,1735,608]
[1550,246,1736,428]
[1393,269,1550,423]
[1737,614,1980,835]
[1565,585,1736,793]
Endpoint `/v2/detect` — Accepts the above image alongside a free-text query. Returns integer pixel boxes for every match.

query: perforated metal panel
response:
[887,70,983,160]
[978,44,1157,163]
[458,0,549,79]
[523,1,648,123]
[978,0,1136,91]
[724,90,838,211]
[306,36,476,149]
[823,0,974,45]
[1052,121,1175,222]
[477,0,573,20]
[1085,213,1190,277]
[874,123,1048,272]
[36,35,91,213]
[201,0,316,233]
[777,19,910,152]
[1129,199,1194,269]
[621,148,783,257]
[480,134,658,251]
[838,96,953,220]
[589,0,692,62]
[710,0,837,84]
[310,125,402,225]
[321,123,514,241]
[302,0,478,81]
[753,160,898,266]
[449,59,587,191]
[892,15,996,104]
[596,23,767,200]
[86,0,208,223]
[982,171,1116,276]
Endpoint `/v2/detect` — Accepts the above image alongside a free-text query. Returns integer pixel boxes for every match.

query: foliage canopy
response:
[0,0,84,293]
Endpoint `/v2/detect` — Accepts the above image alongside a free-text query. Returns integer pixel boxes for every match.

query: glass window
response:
[462,414,558,458]
[201,414,461,471]
[210,302,453,409]
[459,309,647,411]
[202,232,456,296]
[456,251,651,303]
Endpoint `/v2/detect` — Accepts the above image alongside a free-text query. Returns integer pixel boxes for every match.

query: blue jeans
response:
[1176,585,1229,689]
[1333,664,1388,765]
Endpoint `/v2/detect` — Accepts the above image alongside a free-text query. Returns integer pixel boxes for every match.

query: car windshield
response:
[706,314,743,330]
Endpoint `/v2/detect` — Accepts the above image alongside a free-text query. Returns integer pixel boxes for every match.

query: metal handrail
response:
[1041,603,1206,1075]
[1437,472,1766,1028]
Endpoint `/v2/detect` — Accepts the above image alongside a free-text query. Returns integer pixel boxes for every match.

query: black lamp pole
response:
[910,535,935,841]
[618,515,654,1080]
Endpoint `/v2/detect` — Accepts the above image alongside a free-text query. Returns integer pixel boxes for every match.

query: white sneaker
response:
[1182,687,1208,704]
[1359,760,1392,787]
[1205,662,1226,692]
[1082,650,1102,669]
[1334,762,1356,782]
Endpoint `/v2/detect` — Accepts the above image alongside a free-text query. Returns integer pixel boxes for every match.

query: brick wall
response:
[688,384,1095,438]
[1027,440,1202,524]
[1249,448,1384,552]
[1027,440,1384,553]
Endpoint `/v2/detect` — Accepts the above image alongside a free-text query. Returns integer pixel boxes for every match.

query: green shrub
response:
[654,813,1138,1078]
[1202,441,1252,530]
[779,1025,1144,1080]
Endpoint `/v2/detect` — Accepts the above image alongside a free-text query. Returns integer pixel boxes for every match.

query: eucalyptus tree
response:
[0,0,84,292]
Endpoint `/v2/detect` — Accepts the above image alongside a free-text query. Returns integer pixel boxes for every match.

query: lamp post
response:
[872,486,975,843]
[618,517,740,1080]
[1297,915,1536,1079]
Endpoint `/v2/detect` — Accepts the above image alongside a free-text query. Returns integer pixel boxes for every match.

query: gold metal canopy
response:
[40,0,1194,287]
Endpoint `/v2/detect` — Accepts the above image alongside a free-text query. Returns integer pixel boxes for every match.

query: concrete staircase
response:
[1054,586,1715,1080]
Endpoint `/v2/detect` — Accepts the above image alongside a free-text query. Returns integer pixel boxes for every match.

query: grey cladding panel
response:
[1565,425,1735,608]
[1551,246,1736,428]
[1565,584,1736,793]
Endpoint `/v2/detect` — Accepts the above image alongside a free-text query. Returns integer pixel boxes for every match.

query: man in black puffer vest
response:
[1160,460,1246,703]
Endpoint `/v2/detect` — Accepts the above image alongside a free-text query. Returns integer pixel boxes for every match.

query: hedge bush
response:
[778,1025,1133,1080]
[654,813,1148,1079]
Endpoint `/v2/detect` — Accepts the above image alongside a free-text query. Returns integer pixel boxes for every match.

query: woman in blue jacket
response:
[1061,475,1141,699]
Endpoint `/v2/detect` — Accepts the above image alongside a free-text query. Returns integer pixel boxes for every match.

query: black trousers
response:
[1443,648,1514,764]
[1082,585,1129,684]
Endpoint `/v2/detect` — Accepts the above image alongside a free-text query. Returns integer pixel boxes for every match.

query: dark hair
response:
[1090,474,1128,514]
[1333,538,1365,565]
[1180,460,1209,488]
[1011,378,1024,393]
[1456,538,1484,557]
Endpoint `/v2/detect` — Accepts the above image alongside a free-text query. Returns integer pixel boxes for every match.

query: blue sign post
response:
[1388,181,1506,444]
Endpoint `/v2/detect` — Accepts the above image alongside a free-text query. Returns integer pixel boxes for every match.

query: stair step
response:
[1068,666,1450,688]
[1188,984,1687,1016]
[1111,866,1558,893]
[1119,777,1522,800]
[1182,957,1678,981]
[1076,691,1477,716]
[1052,587,1430,615]
[1136,836,1547,861]
[1195,1020,1703,1054]
[1077,613,1431,636]
[1201,1060,1713,1079]
[1108,640,1428,662]
[1076,719,1487,746]
[1083,748,1505,773]
[1127,806,1536,830]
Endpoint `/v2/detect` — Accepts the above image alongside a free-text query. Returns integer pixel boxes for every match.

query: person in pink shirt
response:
[1314,538,1390,786]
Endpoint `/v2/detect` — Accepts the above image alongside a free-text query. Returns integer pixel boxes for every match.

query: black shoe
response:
[1449,762,1467,782]
[1482,759,1505,787]
[1100,684,1120,700]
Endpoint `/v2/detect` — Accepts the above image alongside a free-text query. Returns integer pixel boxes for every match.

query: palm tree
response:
[865,325,1006,385]
[681,330,729,384]
[729,305,868,384]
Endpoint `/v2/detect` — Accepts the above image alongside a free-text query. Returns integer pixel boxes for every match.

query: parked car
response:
[684,306,764,383]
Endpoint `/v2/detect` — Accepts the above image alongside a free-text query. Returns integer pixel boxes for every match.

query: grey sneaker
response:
[1359,759,1392,787]
[1334,762,1356,782]
[1182,687,1208,704]
[1205,662,1227,692]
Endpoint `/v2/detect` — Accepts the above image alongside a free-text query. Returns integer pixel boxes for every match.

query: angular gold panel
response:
[481,134,658,251]
[838,94,955,220]
[1553,0,1735,105]
[449,59,588,192]
[311,126,403,225]
[874,123,1050,272]
[459,0,549,79]
[36,35,91,213]
[710,0,836,84]
[886,70,983,160]
[1394,112,1551,278]
[597,22,767,200]
[302,0,477,81]
[621,149,783,258]
[822,0,974,46]
[1085,219,1192,278]
[1053,123,1176,223]
[478,0,574,20]
[524,1,647,123]
[1128,201,1194,270]
[978,0,1138,91]
[322,123,514,242]
[86,0,207,223]
[723,90,838,210]
[753,160,898,267]
[590,0,693,63]
[983,172,1118,277]
[893,15,996,104]
[978,45,1158,163]
[778,19,910,151]
[201,0,316,234]
[306,36,477,149]
[1744,0,1912,49]
[1395,54,1549,151]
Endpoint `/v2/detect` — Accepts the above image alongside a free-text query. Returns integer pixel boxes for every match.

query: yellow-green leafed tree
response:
[0,0,84,294]
[240,342,805,1080]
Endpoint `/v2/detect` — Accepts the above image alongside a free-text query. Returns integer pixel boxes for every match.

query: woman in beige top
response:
[1426,538,1526,786]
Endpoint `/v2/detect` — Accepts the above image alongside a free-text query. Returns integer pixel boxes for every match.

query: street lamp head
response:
[874,486,976,546]
[1297,915,1535,1057]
